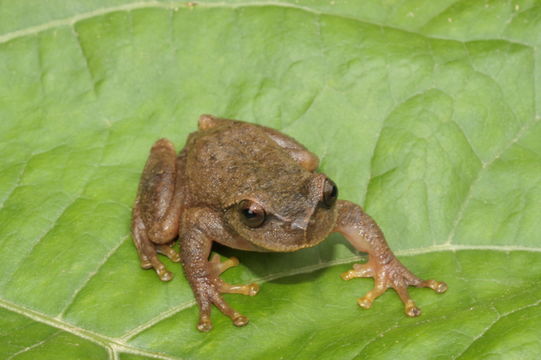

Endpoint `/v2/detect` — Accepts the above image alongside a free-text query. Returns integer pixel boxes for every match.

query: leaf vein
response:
[453,299,541,359]
[6,330,62,360]
[1,131,111,287]
[0,297,183,360]
[445,114,541,245]
[0,161,28,211]
[0,0,534,51]
[58,235,129,318]
[71,25,99,97]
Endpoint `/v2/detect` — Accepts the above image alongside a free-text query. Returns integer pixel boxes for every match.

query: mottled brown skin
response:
[131,114,447,332]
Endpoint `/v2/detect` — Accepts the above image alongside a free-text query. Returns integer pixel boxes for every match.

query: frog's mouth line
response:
[270,235,329,252]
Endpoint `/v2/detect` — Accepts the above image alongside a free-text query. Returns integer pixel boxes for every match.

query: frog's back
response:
[183,119,310,208]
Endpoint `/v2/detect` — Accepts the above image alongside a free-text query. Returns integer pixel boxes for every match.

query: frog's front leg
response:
[334,200,447,316]
[181,208,259,332]
[132,139,183,281]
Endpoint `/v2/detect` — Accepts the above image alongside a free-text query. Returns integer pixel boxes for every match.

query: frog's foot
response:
[209,254,239,275]
[196,292,250,332]
[192,255,260,332]
[209,254,260,296]
[139,242,180,282]
[156,243,181,263]
[341,258,447,317]
[194,281,255,332]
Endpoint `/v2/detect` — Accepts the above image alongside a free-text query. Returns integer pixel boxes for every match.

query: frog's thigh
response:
[138,138,183,244]
[131,139,182,281]
[262,128,320,171]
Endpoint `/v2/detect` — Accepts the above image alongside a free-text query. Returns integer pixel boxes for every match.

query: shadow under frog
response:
[215,231,356,284]
[131,114,447,332]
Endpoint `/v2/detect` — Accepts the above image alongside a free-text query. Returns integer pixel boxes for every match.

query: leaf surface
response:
[0,1,540,359]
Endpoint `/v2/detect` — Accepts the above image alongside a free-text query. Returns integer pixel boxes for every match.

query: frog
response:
[131,114,447,332]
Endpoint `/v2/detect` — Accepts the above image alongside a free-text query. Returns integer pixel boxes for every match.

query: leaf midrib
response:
[0,0,535,49]
[0,297,181,360]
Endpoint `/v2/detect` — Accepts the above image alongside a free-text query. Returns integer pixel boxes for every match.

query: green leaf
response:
[1,1,540,359]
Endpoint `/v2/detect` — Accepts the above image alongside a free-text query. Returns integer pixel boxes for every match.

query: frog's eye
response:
[238,200,266,228]
[322,178,338,208]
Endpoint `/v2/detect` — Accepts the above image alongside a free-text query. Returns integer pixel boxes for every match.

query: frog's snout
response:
[290,217,309,231]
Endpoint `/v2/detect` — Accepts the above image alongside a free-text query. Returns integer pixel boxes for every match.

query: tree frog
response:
[131,115,447,332]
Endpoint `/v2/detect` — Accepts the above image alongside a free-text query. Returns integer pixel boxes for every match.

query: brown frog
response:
[131,115,447,332]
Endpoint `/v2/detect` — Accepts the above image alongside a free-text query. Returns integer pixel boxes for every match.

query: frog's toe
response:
[232,313,249,327]
[209,254,240,275]
[197,315,213,332]
[141,252,175,281]
[356,284,386,309]
[246,283,260,296]
[404,299,422,317]
[156,244,181,263]
[346,258,447,316]
[357,296,372,309]
[394,279,446,317]
[218,282,260,296]
[420,279,448,294]
[155,265,174,282]
[140,259,153,270]
[341,262,374,280]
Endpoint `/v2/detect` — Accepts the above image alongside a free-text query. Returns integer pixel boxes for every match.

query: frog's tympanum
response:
[132,115,447,332]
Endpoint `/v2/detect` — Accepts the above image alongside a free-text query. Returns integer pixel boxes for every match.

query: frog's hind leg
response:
[132,210,178,281]
[260,126,320,171]
[131,139,183,281]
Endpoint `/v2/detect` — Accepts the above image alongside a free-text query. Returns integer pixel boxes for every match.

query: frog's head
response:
[223,173,338,252]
